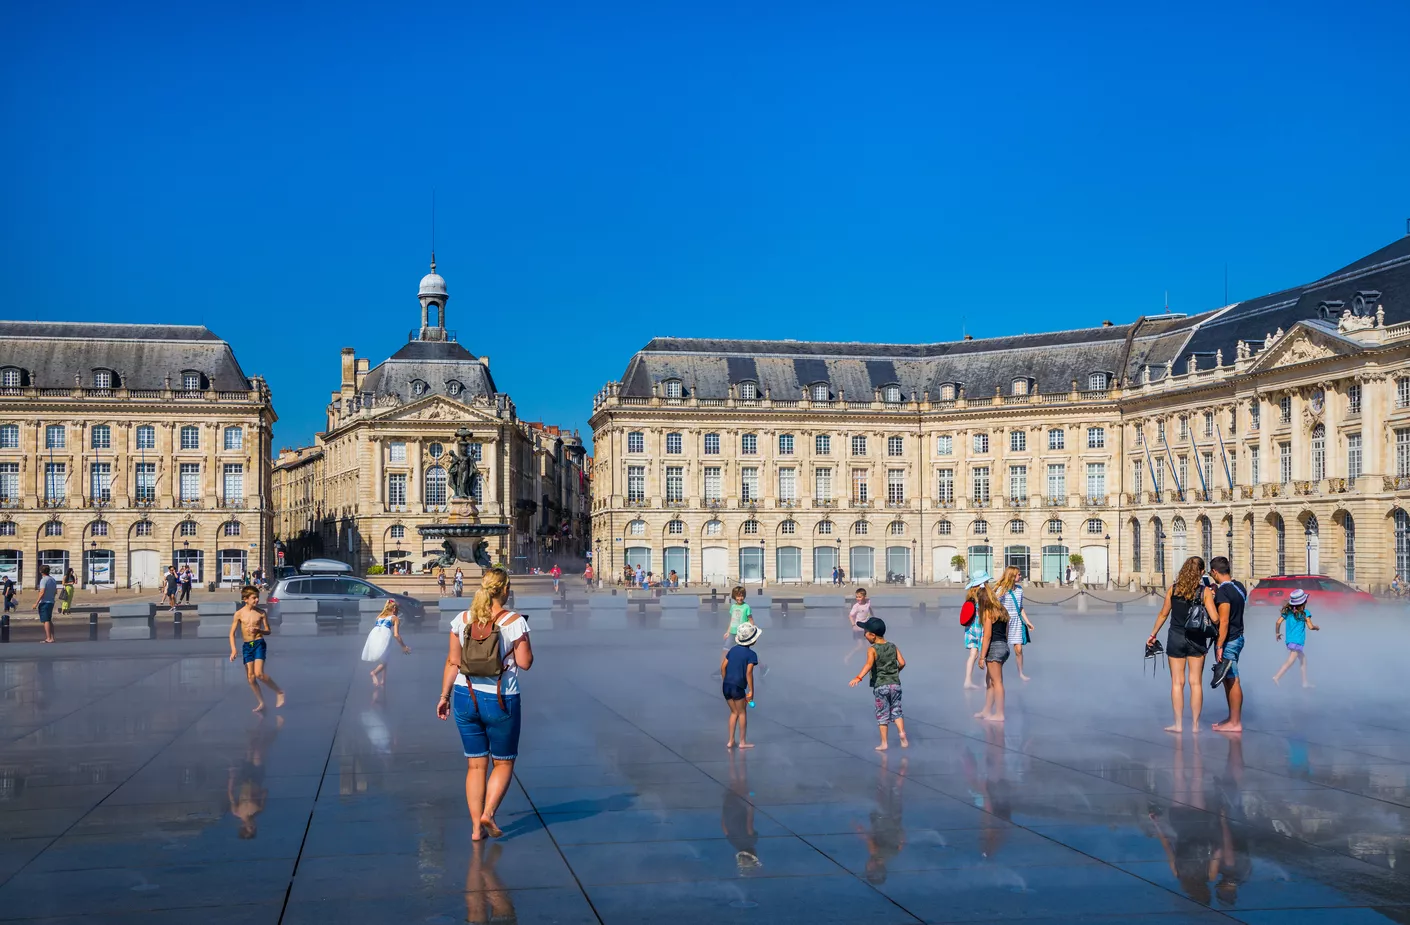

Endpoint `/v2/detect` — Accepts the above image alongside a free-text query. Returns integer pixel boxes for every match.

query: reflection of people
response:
[361,600,410,687]
[229,715,283,838]
[464,840,515,924]
[438,568,533,841]
[964,722,1012,858]
[856,753,906,882]
[721,748,760,871]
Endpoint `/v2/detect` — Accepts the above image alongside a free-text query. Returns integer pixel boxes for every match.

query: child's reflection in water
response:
[229,715,283,839]
[856,752,907,882]
[721,748,761,872]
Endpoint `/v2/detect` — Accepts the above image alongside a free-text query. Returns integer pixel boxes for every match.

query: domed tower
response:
[418,254,449,342]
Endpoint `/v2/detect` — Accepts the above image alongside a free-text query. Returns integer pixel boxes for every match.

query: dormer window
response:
[1010,378,1029,397]
[411,380,427,396]
[810,383,830,402]
[181,371,201,392]
[1,368,19,388]
[938,383,957,401]
[664,379,683,399]
[739,381,758,400]
[883,385,902,403]
[1087,372,1109,390]
[93,369,114,390]
[446,380,463,396]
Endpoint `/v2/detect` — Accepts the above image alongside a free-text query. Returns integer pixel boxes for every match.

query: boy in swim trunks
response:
[229,585,285,713]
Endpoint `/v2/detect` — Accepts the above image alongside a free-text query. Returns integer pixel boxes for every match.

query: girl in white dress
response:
[361,600,410,686]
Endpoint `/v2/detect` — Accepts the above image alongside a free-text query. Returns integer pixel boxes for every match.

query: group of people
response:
[436,568,467,597]
[619,564,681,589]
[160,564,196,612]
[956,567,1036,722]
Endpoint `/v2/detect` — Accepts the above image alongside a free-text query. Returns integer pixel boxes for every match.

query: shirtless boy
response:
[229,585,285,712]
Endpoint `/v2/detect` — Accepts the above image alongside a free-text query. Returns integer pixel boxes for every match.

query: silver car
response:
[266,575,425,626]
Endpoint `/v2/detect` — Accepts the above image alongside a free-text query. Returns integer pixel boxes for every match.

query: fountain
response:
[416,426,510,569]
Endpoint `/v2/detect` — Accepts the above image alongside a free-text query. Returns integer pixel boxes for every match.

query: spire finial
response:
[430,251,436,273]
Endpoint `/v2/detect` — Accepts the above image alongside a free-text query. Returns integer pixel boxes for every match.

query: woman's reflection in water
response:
[964,722,1011,859]
[1149,733,1249,906]
[229,714,283,839]
[721,748,761,872]
[464,840,515,924]
[856,752,907,883]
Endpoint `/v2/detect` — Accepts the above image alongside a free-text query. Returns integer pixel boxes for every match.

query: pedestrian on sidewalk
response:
[32,564,57,643]
[162,566,180,614]
[849,617,909,750]
[58,567,76,615]
[438,569,447,595]
[178,564,193,603]
[2,575,16,613]
[550,564,561,593]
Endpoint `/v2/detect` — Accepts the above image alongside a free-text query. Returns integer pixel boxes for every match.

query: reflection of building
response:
[590,235,1410,588]
[271,259,590,574]
[0,322,275,588]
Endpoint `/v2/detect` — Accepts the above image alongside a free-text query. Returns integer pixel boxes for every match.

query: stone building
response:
[590,234,1410,589]
[0,322,276,588]
[271,260,590,574]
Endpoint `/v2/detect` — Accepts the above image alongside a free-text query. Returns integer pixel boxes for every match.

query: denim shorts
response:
[37,602,54,623]
[1222,634,1245,678]
[453,686,522,760]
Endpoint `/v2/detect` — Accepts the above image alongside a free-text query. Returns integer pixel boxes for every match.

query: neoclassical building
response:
[271,259,590,574]
[0,322,276,588]
[590,234,1410,589]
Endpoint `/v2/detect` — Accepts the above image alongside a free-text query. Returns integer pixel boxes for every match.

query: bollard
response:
[1115,601,1124,615]
[1,611,8,643]
[89,611,98,641]
[1077,590,1088,613]
[710,588,719,613]
[173,607,183,639]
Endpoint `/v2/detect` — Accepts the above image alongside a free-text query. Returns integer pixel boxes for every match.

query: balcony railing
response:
[663,498,686,508]
[849,499,873,509]
[777,499,801,509]
[624,497,649,507]
[1262,483,1283,499]
[1384,476,1410,491]
[1083,495,1108,507]
[885,500,908,509]
[1043,496,1065,507]
[1146,491,1164,504]
[811,499,837,508]
[1007,497,1030,508]
[969,497,991,508]
[1293,480,1318,497]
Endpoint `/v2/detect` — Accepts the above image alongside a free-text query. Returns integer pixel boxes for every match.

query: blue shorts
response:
[1221,635,1244,678]
[37,602,54,623]
[242,638,267,664]
[453,686,522,760]
[723,681,748,701]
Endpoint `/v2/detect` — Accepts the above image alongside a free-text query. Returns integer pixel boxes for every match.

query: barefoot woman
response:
[437,568,533,840]
[1147,557,1209,733]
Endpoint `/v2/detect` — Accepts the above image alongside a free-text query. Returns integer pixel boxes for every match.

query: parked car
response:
[266,575,426,626]
[1249,574,1376,610]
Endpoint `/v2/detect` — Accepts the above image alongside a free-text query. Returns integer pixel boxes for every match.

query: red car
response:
[1249,574,1376,610]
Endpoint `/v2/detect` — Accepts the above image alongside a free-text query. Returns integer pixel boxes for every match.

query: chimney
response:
[1102,320,1113,327]
[480,356,490,368]
[355,358,369,390]
[963,334,973,341]
[340,348,356,393]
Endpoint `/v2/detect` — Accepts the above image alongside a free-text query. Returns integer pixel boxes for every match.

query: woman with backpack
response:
[1146,556,1209,733]
[437,567,533,840]
[994,567,1035,681]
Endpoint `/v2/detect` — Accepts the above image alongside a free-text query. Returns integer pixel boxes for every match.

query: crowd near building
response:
[0,322,275,588]
[270,259,590,575]
[590,234,1410,589]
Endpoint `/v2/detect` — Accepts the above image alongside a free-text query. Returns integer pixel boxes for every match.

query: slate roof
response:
[616,236,1410,399]
[0,321,252,390]
[360,339,497,402]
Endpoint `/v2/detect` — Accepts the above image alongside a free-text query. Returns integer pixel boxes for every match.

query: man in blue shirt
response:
[32,564,58,643]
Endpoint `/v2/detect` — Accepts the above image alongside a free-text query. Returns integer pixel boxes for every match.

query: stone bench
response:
[196,601,238,638]
[278,599,319,636]
[438,598,469,633]
[586,595,628,629]
[803,595,847,608]
[870,600,915,628]
[109,602,155,640]
[510,595,555,630]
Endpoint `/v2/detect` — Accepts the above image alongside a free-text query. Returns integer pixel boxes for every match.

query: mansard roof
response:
[615,235,1410,398]
[359,338,497,402]
[0,321,252,390]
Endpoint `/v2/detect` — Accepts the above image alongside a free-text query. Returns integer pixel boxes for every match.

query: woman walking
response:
[974,581,1010,722]
[437,568,533,840]
[1147,556,1210,733]
[994,566,1035,681]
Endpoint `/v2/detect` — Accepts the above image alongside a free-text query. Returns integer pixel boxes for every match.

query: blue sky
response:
[3,1,1407,454]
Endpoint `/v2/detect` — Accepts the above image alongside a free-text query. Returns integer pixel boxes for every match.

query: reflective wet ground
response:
[2,606,1410,923]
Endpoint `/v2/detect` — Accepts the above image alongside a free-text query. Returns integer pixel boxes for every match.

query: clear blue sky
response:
[3,1,1408,454]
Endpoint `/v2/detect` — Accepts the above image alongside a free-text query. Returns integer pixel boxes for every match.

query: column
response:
[372,436,383,507]
[409,438,422,512]
[1361,374,1384,476]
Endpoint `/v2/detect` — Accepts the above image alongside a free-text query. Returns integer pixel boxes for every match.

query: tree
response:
[1067,552,1085,580]
[950,554,966,580]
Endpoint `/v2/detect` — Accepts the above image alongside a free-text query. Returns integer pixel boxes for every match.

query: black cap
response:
[860,617,887,637]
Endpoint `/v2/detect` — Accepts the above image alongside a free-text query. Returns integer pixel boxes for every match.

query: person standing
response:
[438,569,448,595]
[58,567,76,615]
[1147,557,1210,733]
[583,563,594,588]
[2,575,16,613]
[721,621,760,748]
[453,568,464,597]
[973,582,1009,722]
[994,566,1035,681]
[32,564,58,643]
[438,568,533,840]
[1204,556,1247,734]
[550,564,561,593]
[960,574,989,690]
[178,564,194,604]
[831,566,839,586]
[163,566,180,614]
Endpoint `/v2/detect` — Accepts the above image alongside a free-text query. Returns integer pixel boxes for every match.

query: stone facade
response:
[0,322,275,588]
[590,236,1410,589]
[270,260,591,574]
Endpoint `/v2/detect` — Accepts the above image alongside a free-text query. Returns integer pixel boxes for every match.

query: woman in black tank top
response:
[1147,557,1209,733]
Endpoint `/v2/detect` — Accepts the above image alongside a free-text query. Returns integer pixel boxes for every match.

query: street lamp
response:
[1226,528,1233,562]
[759,537,765,588]
[683,538,689,587]
[909,538,916,587]
[1104,533,1111,588]
[836,536,842,586]
[1057,532,1064,585]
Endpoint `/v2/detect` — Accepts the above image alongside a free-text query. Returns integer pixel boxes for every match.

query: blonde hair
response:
[471,568,510,624]
[377,599,398,619]
[975,584,1006,625]
[994,566,1020,597]
[1172,556,1206,599]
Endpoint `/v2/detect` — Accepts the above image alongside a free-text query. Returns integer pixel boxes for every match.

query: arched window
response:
[743,519,761,535]
[811,383,830,402]
[627,519,646,536]
[1008,519,1025,535]
[780,520,796,535]
[1011,378,1029,397]
[883,385,902,403]
[1396,510,1410,580]
[664,379,683,399]
[936,519,952,535]
[1087,372,1108,390]
[447,380,463,396]
[134,521,152,536]
[1132,520,1142,571]
[425,466,447,507]
[223,521,241,537]
[972,519,988,535]
[411,379,427,396]
[1200,516,1212,561]
[889,521,906,536]
[223,426,243,451]
[1045,518,1063,535]
[704,520,722,536]
[1343,513,1356,583]
[667,520,684,535]
[816,520,833,535]
[181,370,201,391]
[179,520,197,536]
[739,381,758,400]
[939,384,957,401]
[0,367,20,388]
[1085,518,1104,535]
[93,369,114,390]
[1305,513,1320,573]
[853,521,868,536]
[1273,514,1286,575]
[44,521,63,536]
[89,521,108,537]
[1152,517,1166,576]
[1311,423,1326,480]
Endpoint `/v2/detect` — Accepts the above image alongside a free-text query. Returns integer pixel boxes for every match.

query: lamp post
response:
[1103,533,1111,589]
[595,538,602,588]
[1226,528,1233,563]
[1057,532,1064,585]
[909,538,916,587]
[683,538,690,587]
[836,536,842,586]
[759,537,765,588]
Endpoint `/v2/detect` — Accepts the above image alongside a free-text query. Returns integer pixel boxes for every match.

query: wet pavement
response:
[2,606,1410,923]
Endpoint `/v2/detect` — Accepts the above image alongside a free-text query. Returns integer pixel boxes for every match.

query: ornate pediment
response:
[1247,323,1361,375]
[374,396,490,423]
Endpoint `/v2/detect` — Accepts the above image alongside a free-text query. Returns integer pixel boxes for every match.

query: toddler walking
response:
[849,617,908,750]
[1272,589,1319,687]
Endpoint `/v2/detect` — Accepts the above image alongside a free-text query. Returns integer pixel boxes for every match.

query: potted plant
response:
[1067,552,1084,584]
[949,554,966,583]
